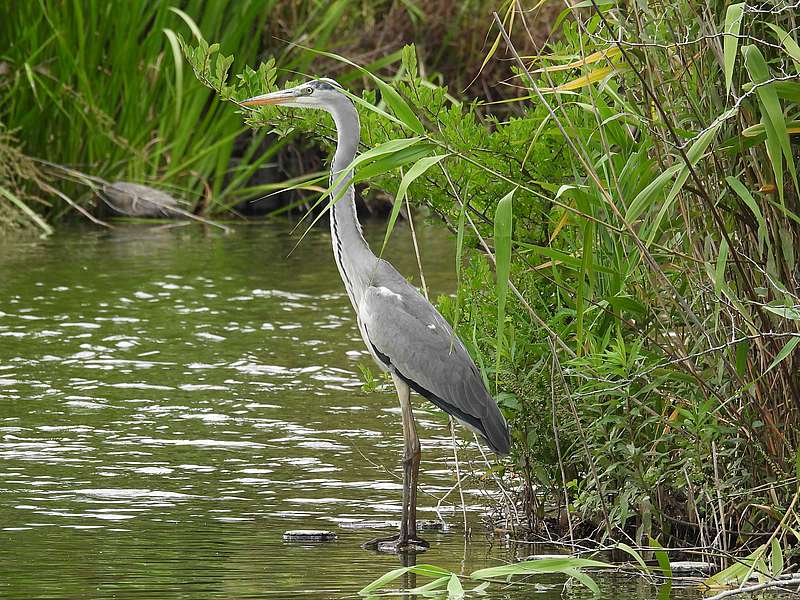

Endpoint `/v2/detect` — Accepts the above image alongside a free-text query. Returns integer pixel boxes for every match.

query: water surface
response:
[0,222,738,598]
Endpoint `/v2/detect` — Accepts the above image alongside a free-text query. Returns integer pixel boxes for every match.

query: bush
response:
[185,0,800,555]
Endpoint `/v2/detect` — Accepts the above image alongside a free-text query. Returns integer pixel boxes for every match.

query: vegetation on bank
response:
[0,0,541,231]
[182,0,800,570]
[3,0,800,578]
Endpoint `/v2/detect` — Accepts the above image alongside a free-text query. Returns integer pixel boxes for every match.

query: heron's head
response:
[240,78,345,111]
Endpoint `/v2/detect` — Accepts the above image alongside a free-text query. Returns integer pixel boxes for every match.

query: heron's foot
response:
[361,533,430,553]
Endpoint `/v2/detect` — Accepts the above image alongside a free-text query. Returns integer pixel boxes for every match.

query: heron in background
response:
[242,79,511,552]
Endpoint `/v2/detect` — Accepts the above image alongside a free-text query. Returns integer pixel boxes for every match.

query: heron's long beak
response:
[240,89,297,106]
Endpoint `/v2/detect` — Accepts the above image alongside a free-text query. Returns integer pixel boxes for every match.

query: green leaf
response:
[355,143,434,183]
[169,7,204,42]
[766,23,800,70]
[615,543,650,572]
[335,137,422,188]
[471,557,612,579]
[723,3,744,94]
[763,305,800,321]
[649,537,672,578]
[705,545,767,586]
[408,576,450,593]
[646,111,734,245]
[742,45,799,202]
[521,243,616,274]
[563,568,600,595]
[162,29,184,122]
[380,154,448,254]
[358,564,452,595]
[358,566,410,595]
[735,339,749,377]
[446,574,465,599]
[402,44,418,80]
[625,163,682,222]
[771,538,784,576]
[494,189,515,381]
[726,175,767,248]
[765,336,800,374]
[290,138,425,247]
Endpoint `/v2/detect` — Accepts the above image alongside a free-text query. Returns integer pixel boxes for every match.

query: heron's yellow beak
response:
[240,89,297,106]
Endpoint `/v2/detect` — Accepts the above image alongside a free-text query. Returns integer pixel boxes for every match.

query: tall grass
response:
[0,0,543,233]
[1,2,273,221]
[0,1,401,229]
[184,0,800,560]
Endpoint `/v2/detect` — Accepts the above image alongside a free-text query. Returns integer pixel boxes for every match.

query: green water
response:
[0,222,720,599]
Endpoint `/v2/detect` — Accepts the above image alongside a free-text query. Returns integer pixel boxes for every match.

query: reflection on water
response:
[2,222,708,599]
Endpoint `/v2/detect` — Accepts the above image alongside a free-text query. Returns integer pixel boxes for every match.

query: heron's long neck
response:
[328,100,376,308]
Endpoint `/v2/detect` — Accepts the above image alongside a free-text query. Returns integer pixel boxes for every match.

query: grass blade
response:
[494,188,514,382]
[766,337,800,374]
[563,568,600,595]
[471,557,612,579]
[380,154,448,254]
[0,186,53,235]
[723,3,745,95]
[742,44,799,201]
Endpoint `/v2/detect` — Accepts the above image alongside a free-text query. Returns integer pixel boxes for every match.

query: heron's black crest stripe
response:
[310,78,341,91]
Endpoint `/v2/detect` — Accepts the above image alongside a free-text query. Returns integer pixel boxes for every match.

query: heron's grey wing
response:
[359,279,510,454]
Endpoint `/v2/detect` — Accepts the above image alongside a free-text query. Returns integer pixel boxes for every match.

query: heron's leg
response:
[399,374,422,543]
[394,373,428,550]
[361,374,428,552]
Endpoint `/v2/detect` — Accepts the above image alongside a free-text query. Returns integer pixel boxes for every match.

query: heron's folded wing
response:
[359,284,510,453]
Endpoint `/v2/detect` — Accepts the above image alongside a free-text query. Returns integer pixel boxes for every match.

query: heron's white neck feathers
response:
[325,94,375,310]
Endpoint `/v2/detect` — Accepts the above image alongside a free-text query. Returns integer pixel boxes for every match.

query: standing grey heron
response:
[241,79,511,552]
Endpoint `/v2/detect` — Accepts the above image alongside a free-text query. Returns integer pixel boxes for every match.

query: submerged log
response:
[102,182,182,217]
[340,519,447,531]
[670,561,715,575]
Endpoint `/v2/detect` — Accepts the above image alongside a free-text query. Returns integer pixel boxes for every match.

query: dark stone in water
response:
[282,529,337,542]
[341,520,447,532]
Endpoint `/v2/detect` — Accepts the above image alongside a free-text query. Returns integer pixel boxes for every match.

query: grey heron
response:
[241,79,511,552]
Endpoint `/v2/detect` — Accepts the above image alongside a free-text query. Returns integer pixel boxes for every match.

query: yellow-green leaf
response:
[540,65,624,92]
[531,47,621,73]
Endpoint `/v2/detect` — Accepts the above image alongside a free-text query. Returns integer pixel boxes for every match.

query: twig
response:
[405,193,429,300]
[550,347,574,545]
[705,574,800,600]
[449,418,469,535]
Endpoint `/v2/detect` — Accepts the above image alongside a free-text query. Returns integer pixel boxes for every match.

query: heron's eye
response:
[304,87,313,95]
